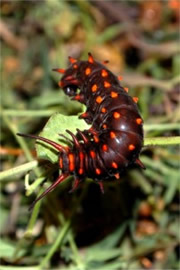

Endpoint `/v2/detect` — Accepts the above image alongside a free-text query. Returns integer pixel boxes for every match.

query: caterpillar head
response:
[53,53,96,98]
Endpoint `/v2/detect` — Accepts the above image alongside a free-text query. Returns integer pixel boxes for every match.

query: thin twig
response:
[39,219,71,269]
[0,160,38,181]
[144,123,180,132]
[123,74,180,92]
[0,20,26,51]
[144,136,180,146]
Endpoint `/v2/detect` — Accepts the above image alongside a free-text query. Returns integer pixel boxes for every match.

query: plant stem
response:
[1,110,56,117]
[2,114,34,162]
[144,123,180,132]
[144,136,180,146]
[2,113,41,176]
[39,219,71,269]
[0,267,39,270]
[0,161,38,181]
[24,189,43,238]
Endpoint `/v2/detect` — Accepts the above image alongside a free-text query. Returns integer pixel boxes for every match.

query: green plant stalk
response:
[144,123,180,131]
[2,113,41,177]
[0,161,38,181]
[144,136,180,146]
[1,114,45,254]
[26,176,45,196]
[24,190,43,238]
[0,266,39,270]
[39,219,71,269]
[1,109,57,117]
[2,114,34,162]
[58,213,83,268]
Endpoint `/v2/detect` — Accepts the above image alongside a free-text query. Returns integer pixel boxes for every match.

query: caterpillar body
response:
[17,53,145,208]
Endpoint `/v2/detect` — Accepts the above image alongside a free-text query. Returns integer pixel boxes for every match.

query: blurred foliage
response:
[0,0,180,269]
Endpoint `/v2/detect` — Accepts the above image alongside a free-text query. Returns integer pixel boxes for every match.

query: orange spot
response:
[111,91,118,98]
[103,124,107,129]
[96,168,101,175]
[136,118,142,124]
[124,87,129,93]
[74,95,81,100]
[90,151,96,158]
[59,158,63,169]
[54,68,65,74]
[69,56,77,64]
[68,153,75,171]
[85,67,91,75]
[73,64,78,69]
[92,84,98,92]
[101,69,108,77]
[133,97,139,103]
[114,173,120,179]
[112,162,118,169]
[81,112,88,118]
[104,81,111,88]
[113,112,120,119]
[79,152,84,175]
[118,75,123,81]
[96,96,103,104]
[88,53,94,63]
[168,0,180,9]
[89,127,97,135]
[94,135,99,143]
[101,107,107,113]
[110,131,116,139]
[79,152,84,160]
[79,168,83,175]
[129,144,135,151]
[58,81,63,87]
[102,144,108,151]
[102,60,109,64]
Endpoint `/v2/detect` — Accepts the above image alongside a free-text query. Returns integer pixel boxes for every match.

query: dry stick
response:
[93,1,179,56]
[128,33,180,56]
[0,20,26,51]
[123,74,180,92]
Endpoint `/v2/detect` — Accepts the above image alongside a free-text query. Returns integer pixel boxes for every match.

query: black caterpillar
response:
[17,53,145,207]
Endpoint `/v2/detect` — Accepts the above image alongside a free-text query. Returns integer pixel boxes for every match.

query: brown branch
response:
[128,33,180,57]
[122,73,175,92]
[0,20,26,51]
[92,1,179,56]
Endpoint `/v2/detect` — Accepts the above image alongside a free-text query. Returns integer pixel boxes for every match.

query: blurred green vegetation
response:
[0,0,179,269]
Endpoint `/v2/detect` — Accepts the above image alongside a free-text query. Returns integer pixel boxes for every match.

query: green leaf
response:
[85,248,122,262]
[36,113,90,163]
[0,240,24,259]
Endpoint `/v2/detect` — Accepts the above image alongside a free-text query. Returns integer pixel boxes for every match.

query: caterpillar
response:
[17,53,145,208]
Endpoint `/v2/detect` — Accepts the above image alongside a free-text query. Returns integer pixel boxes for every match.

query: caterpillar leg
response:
[98,182,104,194]
[29,173,69,210]
[69,178,80,193]
[135,159,146,169]
[114,173,120,179]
